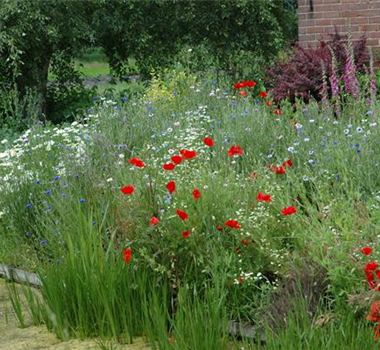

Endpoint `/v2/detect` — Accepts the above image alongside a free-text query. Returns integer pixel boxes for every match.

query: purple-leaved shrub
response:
[266,31,369,104]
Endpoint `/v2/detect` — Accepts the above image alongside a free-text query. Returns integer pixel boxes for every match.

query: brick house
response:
[298,0,380,54]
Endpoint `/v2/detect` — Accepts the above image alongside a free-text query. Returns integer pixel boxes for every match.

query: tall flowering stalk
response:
[369,48,377,103]
[320,60,329,109]
[328,46,340,116]
[344,31,360,98]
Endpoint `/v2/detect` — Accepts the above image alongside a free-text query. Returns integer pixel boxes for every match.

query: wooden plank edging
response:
[0,263,41,287]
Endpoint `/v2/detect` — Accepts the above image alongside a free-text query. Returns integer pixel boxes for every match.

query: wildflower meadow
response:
[1,3,380,347]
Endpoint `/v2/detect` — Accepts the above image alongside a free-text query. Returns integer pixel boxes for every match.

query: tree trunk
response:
[38,56,50,118]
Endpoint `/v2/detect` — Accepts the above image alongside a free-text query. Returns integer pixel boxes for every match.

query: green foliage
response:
[95,0,297,79]
[0,0,96,120]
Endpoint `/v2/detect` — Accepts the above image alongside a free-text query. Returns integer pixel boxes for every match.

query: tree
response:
[95,0,297,79]
[0,0,95,119]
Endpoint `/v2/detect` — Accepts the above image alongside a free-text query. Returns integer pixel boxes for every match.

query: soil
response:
[0,279,150,350]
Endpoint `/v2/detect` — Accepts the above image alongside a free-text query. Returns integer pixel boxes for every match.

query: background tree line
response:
[0,0,298,124]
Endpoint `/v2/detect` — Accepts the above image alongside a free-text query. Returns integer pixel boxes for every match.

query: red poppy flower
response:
[227,145,244,157]
[166,181,176,194]
[281,206,297,216]
[266,100,272,107]
[273,109,282,115]
[225,219,241,229]
[366,262,379,271]
[150,216,159,226]
[204,137,215,147]
[192,189,201,200]
[366,311,380,323]
[366,302,380,328]
[216,225,224,232]
[120,185,135,195]
[123,248,132,264]
[176,209,189,221]
[163,163,175,171]
[128,157,145,168]
[182,230,190,238]
[259,91,268,98]
[238,90,248,97]
[361,247,373,256]
[180,149,197,159]
[255,192,272,203]
[243,80,256,88]
[276,166,286,174]
[233,82,245,89]
[233,80,256,89]
[365,262,380,290]
[282,159,293,167]
[171,155,182,164]
[375,324,380,342]
[366,271,380,290]
[269,164,286,174]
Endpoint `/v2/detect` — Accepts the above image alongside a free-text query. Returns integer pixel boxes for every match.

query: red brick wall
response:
[298,0,380,51]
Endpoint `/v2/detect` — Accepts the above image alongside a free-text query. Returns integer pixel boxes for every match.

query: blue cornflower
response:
[335,174,340,180]
[53,175,60,181]
[40,239,47,244]
[165,193,172,204]
[92,220,96,226]
[333,141,338,146]
[121,97,128,103]
[147,106,153,111]
[75,174,79,179]
[80,198,86,203]
[26,203,32,209]
[354,143,360,148]
[45,205,52,211]
[61,193,67,198]
[45,189,52,195]
[35,180,40,184]
[356,149,361,153]
[173,91,178,97]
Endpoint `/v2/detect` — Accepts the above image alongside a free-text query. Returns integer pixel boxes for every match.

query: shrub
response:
[266,32,369,103]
